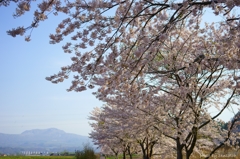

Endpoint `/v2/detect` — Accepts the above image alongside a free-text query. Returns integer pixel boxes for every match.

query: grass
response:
[103,146,240,159]
[0,156,75,159]
[163,146,240,159]
[105,154,141,159]
[1,146,239,159]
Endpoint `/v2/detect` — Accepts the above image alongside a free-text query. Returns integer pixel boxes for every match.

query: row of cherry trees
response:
[4,0,240,158]
[89,22,240,159]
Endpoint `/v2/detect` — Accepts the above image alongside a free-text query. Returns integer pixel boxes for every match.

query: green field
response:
[0,156,75,159]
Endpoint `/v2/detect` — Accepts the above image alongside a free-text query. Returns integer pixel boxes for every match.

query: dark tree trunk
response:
[129,154,133,159]
[114,152,118,159]
[140,142,151,159]
[122,150,126,159]
[185,127,198,159]
[127,145,133,159]
[140,144,152,159]
[140,143,146,159]
[177,138,183,159]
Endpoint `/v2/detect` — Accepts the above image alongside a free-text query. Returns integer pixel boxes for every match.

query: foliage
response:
[75,144,97,159]
[59,150,75,156]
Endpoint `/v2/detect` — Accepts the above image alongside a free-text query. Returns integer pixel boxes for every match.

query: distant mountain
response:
[0,128,93,154]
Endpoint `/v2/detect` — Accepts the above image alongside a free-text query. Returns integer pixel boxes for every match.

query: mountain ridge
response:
[0,128,93,154]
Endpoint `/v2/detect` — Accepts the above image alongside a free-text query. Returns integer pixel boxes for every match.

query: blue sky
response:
[0,3,103,136]
[0,3,236,136]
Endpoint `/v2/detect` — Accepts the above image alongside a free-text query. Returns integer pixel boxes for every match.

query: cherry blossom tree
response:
[89,22,240,159]
[89,103,172,159]
[4,0,240,91]
[143,23,240,159]
[89,107,122,159]
[89,106,142,159]
[4,0,240,159]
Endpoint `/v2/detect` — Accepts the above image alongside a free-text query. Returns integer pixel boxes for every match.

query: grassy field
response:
[1,146,239,159]
[105,154,141,159]
[0,156,75,159]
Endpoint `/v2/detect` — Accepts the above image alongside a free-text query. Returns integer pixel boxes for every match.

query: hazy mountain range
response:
[0,128,94,154]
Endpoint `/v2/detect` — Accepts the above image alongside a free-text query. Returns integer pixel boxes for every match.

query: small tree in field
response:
[75,143,97,159]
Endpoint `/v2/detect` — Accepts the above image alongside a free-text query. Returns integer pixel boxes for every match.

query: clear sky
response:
[0,3,237,137]
[0,3,103,136]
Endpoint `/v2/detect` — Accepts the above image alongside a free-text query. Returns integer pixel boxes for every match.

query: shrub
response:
[75,143,97,159]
